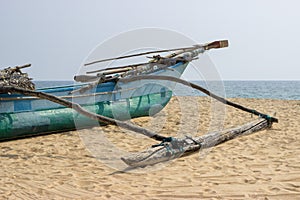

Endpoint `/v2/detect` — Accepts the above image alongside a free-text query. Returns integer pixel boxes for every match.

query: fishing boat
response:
[0,40,228,141]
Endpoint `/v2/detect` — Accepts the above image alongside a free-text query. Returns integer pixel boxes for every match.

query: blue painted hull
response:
[0,62,189,141]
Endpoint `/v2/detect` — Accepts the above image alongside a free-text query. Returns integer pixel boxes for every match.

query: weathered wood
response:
[73,74,101,83]
[84,40,228,66]
[121,118,271,167]
[0,86,167,142]
[87,67,132,75]
[14,63,32,70]
[86,63,147,74]
[84,47,194,66]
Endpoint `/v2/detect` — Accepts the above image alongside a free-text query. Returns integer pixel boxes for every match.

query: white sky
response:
[1,0,299,80]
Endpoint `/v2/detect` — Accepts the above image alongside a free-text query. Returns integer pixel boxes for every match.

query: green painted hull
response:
[0,91,172,141]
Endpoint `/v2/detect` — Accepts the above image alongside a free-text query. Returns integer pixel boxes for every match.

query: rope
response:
[152,137,173,148]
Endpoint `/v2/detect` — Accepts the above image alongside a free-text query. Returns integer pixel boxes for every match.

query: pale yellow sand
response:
[0,97,299,199]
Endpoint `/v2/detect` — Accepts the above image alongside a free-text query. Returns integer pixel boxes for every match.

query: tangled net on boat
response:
[0,64,35,90]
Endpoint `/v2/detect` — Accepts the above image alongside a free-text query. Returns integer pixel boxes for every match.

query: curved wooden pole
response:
[119,75,278,123]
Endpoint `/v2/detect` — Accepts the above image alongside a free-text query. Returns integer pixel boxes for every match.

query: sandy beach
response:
[0,96,299,199]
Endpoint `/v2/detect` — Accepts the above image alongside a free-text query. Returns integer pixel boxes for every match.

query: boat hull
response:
[0,90,172,141]
[0,62,188,141]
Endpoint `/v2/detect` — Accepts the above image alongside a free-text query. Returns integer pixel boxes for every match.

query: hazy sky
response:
[1,0,299,80]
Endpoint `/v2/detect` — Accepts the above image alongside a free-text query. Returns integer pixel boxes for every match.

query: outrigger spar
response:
[0,39,278,168]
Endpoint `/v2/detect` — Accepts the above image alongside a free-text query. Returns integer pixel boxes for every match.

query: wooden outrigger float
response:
[0,39,278,167]
[121,118,271,167]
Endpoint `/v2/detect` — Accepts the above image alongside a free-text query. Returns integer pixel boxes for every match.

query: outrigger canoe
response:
[0,40,228,141]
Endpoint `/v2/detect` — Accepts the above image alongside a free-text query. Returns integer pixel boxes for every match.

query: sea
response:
[34,81,300,100]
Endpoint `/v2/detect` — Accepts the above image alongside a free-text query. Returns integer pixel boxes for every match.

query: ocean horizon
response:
[34,80,300,100]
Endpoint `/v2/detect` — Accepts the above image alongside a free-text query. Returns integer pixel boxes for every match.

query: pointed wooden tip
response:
[204,40,229,50]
